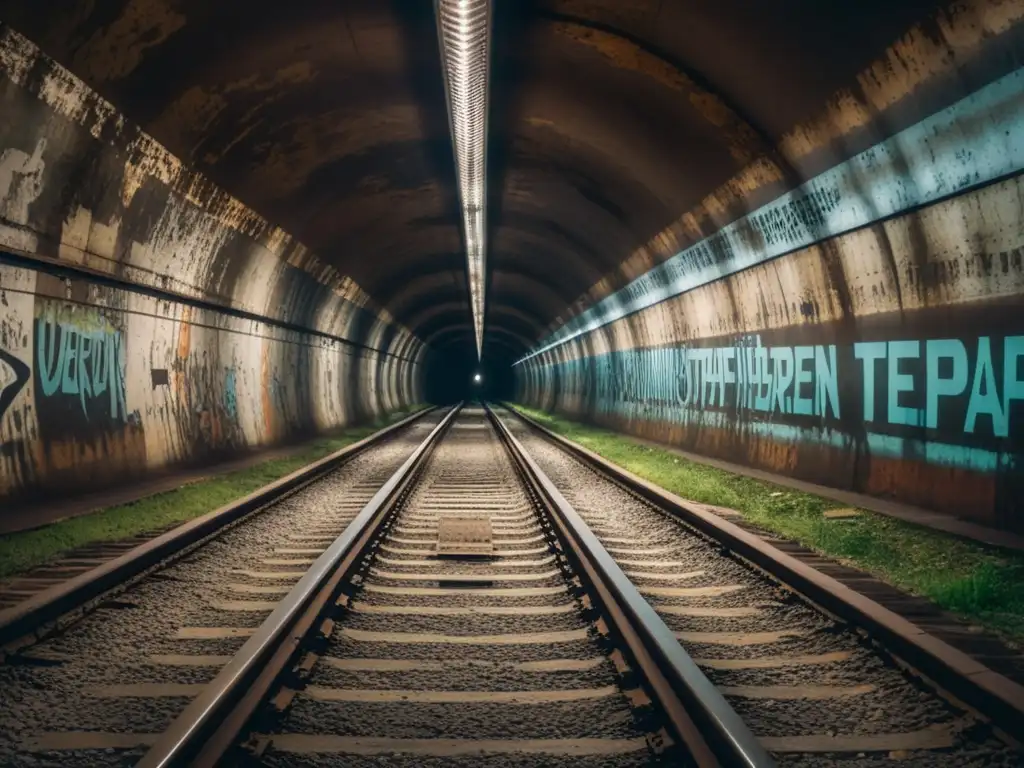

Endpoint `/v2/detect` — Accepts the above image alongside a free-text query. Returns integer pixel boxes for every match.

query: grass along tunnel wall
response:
[0,404,425,580]
[511,404,1024,645]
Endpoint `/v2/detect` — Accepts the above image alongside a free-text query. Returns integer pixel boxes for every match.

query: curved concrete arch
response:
[427,323,533,354]
[2,0,1022,526]
[406,301,546,341]
[418,310,540,353]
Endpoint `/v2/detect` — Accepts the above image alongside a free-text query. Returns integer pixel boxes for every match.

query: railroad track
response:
[0,407,449,765]
[0,524,184,611]
[1,403,769,767]
[1,403,1020,766]
[493,404,1024,767]
[0,407,436,656]
[124,403,767,767]
[209,404,711,767]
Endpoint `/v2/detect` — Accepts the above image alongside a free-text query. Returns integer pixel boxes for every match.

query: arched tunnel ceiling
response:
[0,0,1008,365]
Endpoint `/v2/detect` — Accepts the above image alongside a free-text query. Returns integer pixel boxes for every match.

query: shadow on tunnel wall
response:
[0,29,425,510]
[514,0,1024,534]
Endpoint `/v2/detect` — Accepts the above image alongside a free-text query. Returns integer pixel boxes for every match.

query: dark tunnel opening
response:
[424,348,517,404]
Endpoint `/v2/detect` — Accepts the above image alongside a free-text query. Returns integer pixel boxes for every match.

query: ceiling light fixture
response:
[435,0,492,360]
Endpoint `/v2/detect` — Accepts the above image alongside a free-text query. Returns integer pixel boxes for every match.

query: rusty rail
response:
[137,403,462,768]
[486,403,774,768]
[502,402,1024,740]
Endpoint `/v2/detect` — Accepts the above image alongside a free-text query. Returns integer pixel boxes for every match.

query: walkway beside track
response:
[0,410,430,537]
[576,428,1024,552]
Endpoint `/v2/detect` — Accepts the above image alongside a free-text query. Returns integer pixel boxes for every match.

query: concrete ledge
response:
[0,443,332,537]
[506,405,1024,737]
[623,434,1024,552]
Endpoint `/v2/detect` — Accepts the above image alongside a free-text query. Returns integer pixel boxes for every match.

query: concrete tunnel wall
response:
[515,2,1024,533]
[1,0,1023,533]
[0,28,425,506]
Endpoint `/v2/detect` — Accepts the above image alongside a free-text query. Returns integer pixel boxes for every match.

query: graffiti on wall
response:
[528,332,1024,474]
[35,314,129,425]
[0,347,30,421]
[0,18,428,506]
[174,357,244,449]
[223,367,238,421]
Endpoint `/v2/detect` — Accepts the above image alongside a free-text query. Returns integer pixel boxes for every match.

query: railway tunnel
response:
[1,0,1023,532]
[0,1,1023,764]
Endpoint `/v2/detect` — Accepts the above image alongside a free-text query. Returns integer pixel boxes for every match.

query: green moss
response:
[511,404,1024,645]
[0,406,425,580]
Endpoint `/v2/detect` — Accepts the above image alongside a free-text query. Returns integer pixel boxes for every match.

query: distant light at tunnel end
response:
[474,372,482,384]
[435,0,492,361]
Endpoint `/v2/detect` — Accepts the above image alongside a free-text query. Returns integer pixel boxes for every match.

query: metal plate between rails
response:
[436,517,494,556]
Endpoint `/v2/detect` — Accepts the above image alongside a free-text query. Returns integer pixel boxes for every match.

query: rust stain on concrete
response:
[548,0,1024,321]
[781,0,1024,160]
[71,0,187,83]
[552,21,765,165]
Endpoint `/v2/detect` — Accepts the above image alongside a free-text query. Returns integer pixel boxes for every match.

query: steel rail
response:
[502,403,1024,740]
[486,403,774,768]
[0,406,436,654]
[138,403,463,768]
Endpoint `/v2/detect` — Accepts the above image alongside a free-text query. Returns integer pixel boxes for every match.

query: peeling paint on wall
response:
[0,262,424,506]
[520,65,1024,363]
[0,25,412,343]
[0,27,426,511]
[546,0,1024,331]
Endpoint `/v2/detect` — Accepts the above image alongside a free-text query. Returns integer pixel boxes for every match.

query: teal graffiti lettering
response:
[676,348,691,406]
[77,334,92,417]
[1005,336,1024,426]
[888,340,923,427]
[535,332,1021,446]
[770,347,794,414]
[224,367,238,420]
[36,319,64,396]
[34,319,128,422]
[814,345,839,419]
[721,348,736,407]
[60,327,79,395]
[754,344,771,411]
[695,348,710,405]
[91,332,108,399]
[793,346,814,415]
[964,337,1006,436]
[706,348,721,406]
[110,332,126,422]
[854,342,886,422]
[750,347,761,409]
[925,339,968,429]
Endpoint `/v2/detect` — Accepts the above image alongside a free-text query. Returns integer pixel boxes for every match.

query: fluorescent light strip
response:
[436,0,492,360]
